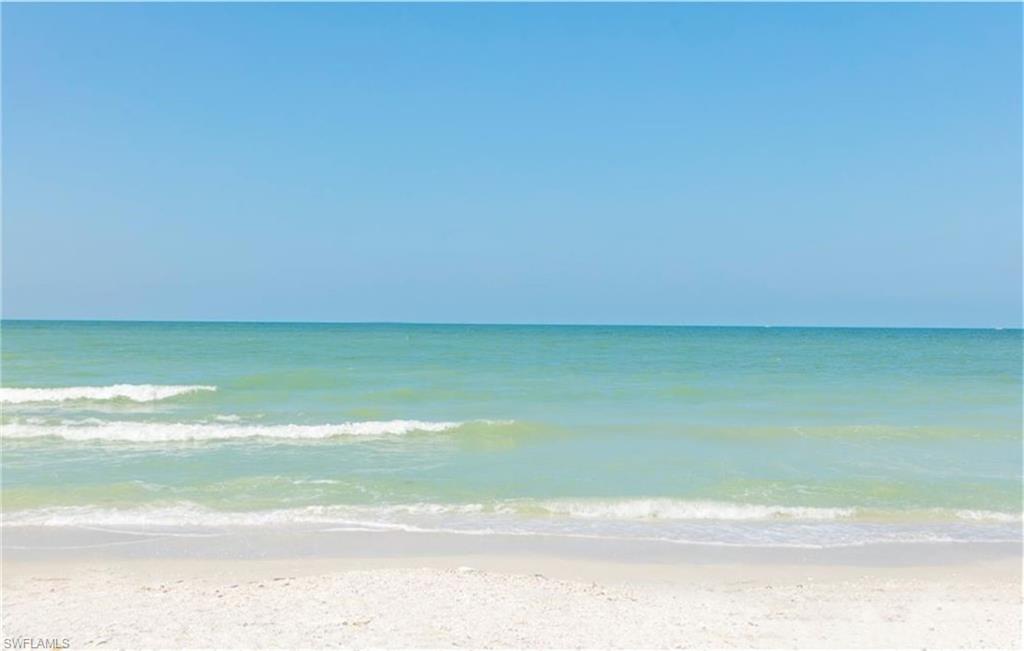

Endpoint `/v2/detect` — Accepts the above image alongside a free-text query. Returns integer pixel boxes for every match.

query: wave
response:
[952,509,1022,524]
[472,499,1020,524]
[0,419,483,442]
[3,500,1018,527]
[1,504,359,528]
[523,499,857,521]
[3,501,1019,548]
[524,500,1022,524]
[0,504,495,529]
[0,384,216,404]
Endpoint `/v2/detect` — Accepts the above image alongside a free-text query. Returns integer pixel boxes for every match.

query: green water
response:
[1,321,1020,547]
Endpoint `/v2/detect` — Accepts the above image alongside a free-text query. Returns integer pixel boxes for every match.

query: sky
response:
[2,3,1021,327]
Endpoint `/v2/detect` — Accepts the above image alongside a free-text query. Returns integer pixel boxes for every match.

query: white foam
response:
[0,384,216,404]
[953,509,1023,523]
[0,419,466,442]
[3,502,1019,548]
[1,504,341,528]
[525,499,856,521]
[528,500,1024,523]
[3,492,1016,528]
[0,504,455,530]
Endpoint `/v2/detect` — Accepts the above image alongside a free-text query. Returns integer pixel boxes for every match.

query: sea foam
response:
[520,499,1022,524]
[0,384,216,404]
[0,419,468,442]
[6,500,1015,528]
[524,498,857,521]
[3,502,1019,549]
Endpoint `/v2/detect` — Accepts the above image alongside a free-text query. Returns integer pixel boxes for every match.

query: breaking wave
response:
[2,501,1019,548]
[0,419,481,442]
[525,498,856,521]
[3,499,1018,526]
[0,384,216,404]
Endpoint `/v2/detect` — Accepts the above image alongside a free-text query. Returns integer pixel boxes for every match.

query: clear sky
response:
[2,3,1021,327]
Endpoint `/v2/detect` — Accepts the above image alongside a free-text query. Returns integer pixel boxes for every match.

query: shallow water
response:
[2,321,1021,547]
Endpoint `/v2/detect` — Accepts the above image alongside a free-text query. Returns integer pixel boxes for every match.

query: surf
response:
[0,384,216,404]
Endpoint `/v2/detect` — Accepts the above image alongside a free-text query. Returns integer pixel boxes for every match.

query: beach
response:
[3,530,1021,649]
[2,322,1021,648]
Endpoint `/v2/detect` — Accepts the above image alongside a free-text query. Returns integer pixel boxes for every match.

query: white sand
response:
[2,555,1020,649]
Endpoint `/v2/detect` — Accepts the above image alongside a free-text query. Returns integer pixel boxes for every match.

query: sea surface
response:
[1,321,1021,548]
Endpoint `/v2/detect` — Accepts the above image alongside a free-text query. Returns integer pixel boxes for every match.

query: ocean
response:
[1,320,1021,548]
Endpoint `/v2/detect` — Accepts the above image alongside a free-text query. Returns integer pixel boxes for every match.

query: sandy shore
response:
[3,548,1021,649]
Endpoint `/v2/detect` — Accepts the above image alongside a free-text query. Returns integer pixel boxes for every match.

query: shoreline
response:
[4,539,1021,588]
[4,524,1022,565]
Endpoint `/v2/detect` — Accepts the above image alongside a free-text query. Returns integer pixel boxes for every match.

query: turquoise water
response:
[2,321,1021,547]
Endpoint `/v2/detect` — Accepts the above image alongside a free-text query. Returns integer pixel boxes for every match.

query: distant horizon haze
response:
[0,318,1020,331]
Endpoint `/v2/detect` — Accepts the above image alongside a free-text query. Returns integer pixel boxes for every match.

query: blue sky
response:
[2,3,1021,327]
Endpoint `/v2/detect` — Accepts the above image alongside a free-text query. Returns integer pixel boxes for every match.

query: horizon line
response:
[0,317,1020,331]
